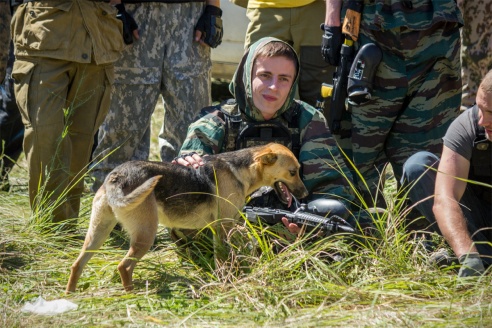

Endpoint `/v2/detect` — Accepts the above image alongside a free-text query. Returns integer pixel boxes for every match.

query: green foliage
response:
[1,98,491,327]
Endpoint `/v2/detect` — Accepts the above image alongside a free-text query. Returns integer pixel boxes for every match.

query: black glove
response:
[321,24,342,66]
[115,3,138,45]
[195,5,223,48]
[458,252,485,278]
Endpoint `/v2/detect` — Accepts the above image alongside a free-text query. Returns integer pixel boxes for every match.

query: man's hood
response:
[228,37,300,121]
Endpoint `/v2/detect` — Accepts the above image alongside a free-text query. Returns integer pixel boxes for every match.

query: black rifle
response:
[243,206,356,236]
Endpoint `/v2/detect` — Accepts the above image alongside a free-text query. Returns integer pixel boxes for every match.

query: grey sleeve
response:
[442,107,476,160]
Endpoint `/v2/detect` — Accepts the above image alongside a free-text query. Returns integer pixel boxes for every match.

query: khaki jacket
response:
[11,0,125,64]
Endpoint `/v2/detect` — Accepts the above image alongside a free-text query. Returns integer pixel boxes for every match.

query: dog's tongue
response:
[279,182,293,208]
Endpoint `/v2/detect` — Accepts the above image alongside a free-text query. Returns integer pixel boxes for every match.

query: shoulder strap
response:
[281,101,302,157]
[219,99,242,152]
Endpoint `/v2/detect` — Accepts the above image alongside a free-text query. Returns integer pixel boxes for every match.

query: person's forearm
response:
[433,196,477,258]
[325,0,342,26]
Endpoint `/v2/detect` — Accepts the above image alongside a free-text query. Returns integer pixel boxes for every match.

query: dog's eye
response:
[289,170,296,177]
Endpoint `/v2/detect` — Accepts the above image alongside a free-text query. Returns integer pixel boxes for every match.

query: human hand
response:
[281,217,301,234]
[458,252,485,278]
[321,24,342,66]
[194,5,223,48]
[115,3,139,45]
[172,152,205,169]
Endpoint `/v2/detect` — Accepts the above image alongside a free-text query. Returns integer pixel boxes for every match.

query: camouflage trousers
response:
[460,0,492,110]
[350,22,461,200]
[91,2,211,190]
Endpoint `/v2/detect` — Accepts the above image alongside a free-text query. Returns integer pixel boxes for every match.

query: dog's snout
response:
[292,182,308,199]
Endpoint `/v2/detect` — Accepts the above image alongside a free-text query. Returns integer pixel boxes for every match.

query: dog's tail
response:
[106,175,163,211]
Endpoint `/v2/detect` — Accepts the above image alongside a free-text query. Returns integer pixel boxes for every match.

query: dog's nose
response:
[295,185,309,199]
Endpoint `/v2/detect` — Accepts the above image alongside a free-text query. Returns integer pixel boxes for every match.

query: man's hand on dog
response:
[172,152,205,169]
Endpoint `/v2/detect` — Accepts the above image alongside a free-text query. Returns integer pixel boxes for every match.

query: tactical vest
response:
[218,99,302,158]
[470,107,492,204]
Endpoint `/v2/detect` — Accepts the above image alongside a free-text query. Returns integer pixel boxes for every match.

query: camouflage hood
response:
[228,37,300,121]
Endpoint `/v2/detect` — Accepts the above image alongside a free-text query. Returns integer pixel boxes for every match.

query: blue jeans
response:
[402,151,492,265]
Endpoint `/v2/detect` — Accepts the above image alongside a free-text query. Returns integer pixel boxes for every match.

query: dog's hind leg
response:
[116,197,159,292]
[66,191,117,293]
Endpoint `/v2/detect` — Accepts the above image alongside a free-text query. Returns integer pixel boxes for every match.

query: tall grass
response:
[1,98,491,327]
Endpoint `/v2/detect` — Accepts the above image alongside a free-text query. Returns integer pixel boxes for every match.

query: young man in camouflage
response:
[323,0,463,206]
[90,0,223,191]
[175,38,357,238]
[458,0,492,111]
[171,38,355,245]
[11,0,125,225]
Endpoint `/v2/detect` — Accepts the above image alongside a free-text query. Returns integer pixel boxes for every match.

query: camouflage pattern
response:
[180,37,355,207]
[459,0,492,110]
[350,18,462,200]
[0,3,10,82]
[360,0,463,30]
[91,2,211,190]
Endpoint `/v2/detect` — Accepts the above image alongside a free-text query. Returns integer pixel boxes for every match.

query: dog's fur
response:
[66,143,308,292]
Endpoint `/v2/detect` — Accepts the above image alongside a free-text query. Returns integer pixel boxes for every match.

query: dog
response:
[66,143,308,292]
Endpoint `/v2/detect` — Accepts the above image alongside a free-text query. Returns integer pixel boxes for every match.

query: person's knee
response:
[401,151,439,184]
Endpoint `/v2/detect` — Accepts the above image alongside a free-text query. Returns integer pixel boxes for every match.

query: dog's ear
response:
[258,152,278,165]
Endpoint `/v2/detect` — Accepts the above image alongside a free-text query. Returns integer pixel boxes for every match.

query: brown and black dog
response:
[66,143,308,292]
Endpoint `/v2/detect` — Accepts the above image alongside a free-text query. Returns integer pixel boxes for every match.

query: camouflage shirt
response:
[180,37,355,207]
[358,0,463,30]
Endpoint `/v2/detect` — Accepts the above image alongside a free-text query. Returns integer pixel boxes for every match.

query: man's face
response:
[251,55,296,120]
[477,88,492,141]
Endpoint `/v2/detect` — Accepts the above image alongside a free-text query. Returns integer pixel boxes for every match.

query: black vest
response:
[217,99,302,158]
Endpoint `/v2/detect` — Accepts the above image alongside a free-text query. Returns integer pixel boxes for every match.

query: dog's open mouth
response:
[274,181,293,208]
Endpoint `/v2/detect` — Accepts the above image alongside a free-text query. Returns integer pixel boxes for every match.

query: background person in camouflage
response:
[90,0,222,191]
[177,37,356,211]
[324,0,463,206]
[457,0,492,111]
[11,0,125,225]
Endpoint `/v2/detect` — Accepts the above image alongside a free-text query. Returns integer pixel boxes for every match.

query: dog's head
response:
[253,143,309,206]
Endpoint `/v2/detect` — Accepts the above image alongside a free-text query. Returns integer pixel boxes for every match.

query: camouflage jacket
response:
[356,0,463,30]
[180,37,355,206]
[180,99,356,206]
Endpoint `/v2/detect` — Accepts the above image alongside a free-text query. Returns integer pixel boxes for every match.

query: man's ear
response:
[259,152,278,165]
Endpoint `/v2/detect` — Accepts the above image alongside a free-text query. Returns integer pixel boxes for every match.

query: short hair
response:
[253,41,299,74]
[479,69,492,93]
